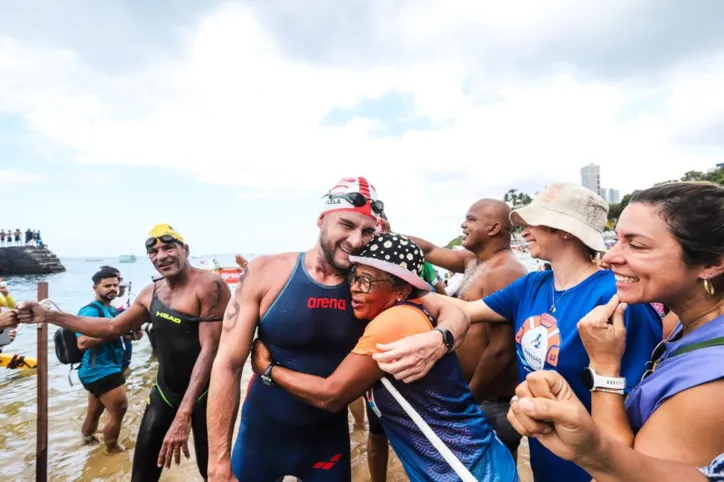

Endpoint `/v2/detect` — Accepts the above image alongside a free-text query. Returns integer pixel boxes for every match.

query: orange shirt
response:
[352,300,433,356]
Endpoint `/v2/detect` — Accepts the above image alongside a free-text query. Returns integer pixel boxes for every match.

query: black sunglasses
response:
[145,234,182,249]
[640,328,683,382]
[326,192,384,214]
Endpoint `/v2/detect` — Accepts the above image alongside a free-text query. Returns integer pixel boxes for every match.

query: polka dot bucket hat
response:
[348,232,430,292]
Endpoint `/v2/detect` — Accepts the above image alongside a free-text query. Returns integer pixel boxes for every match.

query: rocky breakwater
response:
[0,246,66,275]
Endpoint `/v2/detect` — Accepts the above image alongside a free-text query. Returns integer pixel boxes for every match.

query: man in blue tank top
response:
[206,177,470,482]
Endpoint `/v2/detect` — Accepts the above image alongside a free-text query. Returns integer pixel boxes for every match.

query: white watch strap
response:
[592,372,626,390]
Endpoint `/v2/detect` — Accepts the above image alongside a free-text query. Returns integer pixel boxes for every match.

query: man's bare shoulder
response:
[481,252,528,289]
[249,252,298,274]
[134,283,156,308]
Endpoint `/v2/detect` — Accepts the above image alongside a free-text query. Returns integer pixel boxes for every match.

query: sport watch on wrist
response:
[261,362,278,386]
[582,367,625,394]
[433,327,455,354]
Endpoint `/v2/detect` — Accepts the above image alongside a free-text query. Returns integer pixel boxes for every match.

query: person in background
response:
[102,266,143,371]
[407,198,529,456]
[0,279,16,310]
[76,268,129,453]
[577,181,724,468]
[18,224,231,481]
[507,370,724,482]
[0,230,5,246]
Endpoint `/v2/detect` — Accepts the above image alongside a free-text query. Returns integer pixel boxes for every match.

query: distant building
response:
[580,163,601,196]
[608,189,621,204]
[717,162,724,170]
[600,187,609,202]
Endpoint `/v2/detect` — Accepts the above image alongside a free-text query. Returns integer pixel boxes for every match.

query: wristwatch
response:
[261,362,278,386]
[582,367,625,394]
[433,327,455,354]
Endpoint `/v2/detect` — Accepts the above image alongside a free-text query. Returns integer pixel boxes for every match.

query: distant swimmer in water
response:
[408,199,528,455]
[18,224,231,482]
[205,177,469,482]
[249,233,518,482]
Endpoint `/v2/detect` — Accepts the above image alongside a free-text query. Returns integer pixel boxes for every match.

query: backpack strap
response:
[670,337,724,358]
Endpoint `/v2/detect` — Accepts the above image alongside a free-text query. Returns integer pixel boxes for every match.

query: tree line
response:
[444,167,723,248]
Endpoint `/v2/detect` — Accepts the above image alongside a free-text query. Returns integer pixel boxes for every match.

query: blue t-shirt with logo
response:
[484,269,662,482]
[76,301,124,385]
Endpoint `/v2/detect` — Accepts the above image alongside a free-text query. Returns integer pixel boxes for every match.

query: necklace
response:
[550,265,593,313]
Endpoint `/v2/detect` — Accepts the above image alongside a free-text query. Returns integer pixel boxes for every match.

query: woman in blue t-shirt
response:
[385,182,663,482]
[577,181,724,469]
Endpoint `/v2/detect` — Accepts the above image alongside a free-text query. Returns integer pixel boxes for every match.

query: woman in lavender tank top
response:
[577,181,724,468]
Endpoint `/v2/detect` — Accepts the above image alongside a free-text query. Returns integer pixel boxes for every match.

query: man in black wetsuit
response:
[17,224,231,481]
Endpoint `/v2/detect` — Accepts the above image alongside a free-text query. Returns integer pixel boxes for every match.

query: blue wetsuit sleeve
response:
[620,303,663,393]
[482,273,528,323]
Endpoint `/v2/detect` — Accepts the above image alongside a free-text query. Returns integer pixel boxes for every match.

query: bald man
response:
[408,198,528,455]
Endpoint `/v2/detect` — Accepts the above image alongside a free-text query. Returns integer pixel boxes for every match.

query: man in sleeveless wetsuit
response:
[17,224,231,481]
[205,177,380,482]
[206,177,470,482]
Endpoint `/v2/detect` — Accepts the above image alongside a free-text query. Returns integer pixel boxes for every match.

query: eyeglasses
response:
[325,192,385,214]
[347,271,392,293]
[145,234,182,250]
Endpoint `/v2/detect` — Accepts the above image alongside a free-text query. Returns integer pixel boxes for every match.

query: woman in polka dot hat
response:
[251,233,518,482]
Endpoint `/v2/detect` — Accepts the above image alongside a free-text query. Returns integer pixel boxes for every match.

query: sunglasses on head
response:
[326,192,384,214]
[145,234,182,249]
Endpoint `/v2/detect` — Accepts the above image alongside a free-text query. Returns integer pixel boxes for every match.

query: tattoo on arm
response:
[224,299,240,332]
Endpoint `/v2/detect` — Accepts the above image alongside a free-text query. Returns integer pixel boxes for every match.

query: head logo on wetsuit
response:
[156,311,182,324]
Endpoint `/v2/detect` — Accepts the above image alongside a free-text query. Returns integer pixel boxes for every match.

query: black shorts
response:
[366,401,385,436]
[82,372,125,398]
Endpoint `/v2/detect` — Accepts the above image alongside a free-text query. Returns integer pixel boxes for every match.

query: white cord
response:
[380,377,477,482]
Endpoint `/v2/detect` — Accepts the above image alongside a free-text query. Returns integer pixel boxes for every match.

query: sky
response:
[1,0,724,258]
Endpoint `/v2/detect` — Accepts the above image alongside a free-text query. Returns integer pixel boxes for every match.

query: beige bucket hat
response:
[510,182,609,252]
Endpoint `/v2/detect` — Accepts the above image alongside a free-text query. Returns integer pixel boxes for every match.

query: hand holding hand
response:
[16,302,49,324]
[507,371,603,465]
[0,309,18,330]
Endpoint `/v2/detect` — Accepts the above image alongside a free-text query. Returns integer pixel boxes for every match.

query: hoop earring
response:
[704,279,715,296]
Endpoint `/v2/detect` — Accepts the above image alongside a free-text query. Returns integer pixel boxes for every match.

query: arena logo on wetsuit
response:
[307,296,347,311]
[515,313,561,371]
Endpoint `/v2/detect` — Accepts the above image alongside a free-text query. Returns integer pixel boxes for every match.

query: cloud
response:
[1,1,723,253]
[0,169,43,184]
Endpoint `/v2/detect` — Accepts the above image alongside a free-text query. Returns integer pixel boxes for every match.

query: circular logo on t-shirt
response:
[515,314,561,371]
